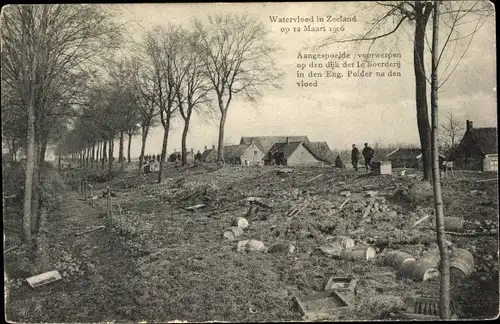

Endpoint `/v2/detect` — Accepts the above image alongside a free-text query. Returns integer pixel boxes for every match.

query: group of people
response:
[351,143,375,171]
[143,154,161,163]
[268,150,286,166]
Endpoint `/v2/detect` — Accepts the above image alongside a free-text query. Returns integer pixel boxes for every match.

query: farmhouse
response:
[451,120,498,172]
[385,148,423,169]
[240,136,310,154]
[201,145,217,163]
[304,142,336,164]
[264,141,325,166]
[222,143,265,165]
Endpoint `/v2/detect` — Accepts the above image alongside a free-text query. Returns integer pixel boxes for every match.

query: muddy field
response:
[4,163,499,322]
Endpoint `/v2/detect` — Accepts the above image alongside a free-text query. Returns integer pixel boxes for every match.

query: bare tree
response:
[177,31,212,166]
[193,14,283,167]
[440,110,464,154]
[316,1,493,181]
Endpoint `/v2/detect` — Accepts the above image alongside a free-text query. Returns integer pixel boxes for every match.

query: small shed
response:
[385,148,423,169]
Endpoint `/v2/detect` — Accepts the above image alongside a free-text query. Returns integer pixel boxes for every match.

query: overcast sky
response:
[104,2,496,158]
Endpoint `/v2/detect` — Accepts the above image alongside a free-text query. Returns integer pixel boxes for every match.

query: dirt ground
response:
[4,162,499,322]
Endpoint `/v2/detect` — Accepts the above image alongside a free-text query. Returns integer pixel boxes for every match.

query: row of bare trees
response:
[1,5,282,244]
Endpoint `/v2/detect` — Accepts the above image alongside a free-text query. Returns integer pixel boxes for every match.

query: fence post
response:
[83,181,87,200]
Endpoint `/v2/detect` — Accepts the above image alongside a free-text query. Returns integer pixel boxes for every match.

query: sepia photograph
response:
[2,1,498,322]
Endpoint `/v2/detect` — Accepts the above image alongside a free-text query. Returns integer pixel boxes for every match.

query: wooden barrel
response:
[444,217,463,231]
[319,242,343,258]
[340,246,376,261]
[232,217,249,229]
[325,236,355,249]
[450,248,474,277]
[384,251,416,269]
[398,260,440,282]
[420,249,441,267]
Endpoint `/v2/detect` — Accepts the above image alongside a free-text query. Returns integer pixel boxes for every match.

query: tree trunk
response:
[102,140,107,169]
[96,142,100,167]
[127,133,132,164]
[119,131,124,171]
[23,94,36,242]
[31,143,40,237]
[158,125,170,183]
[138,126,149,174]
[216,111,227,167]
[58,154,61,171]
[431,1,450,319]
[413,1,433,181]
[108,138,113,173]
[181,119,189,166]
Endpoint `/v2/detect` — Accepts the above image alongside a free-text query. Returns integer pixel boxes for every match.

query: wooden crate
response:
[295,290,352,320]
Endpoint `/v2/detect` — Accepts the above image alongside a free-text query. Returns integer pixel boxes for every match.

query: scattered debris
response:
[412,214,431,227]
[339,246,376,261]
[237,239,267,252]
[268,242,294,254]
[245,197,272,209]
[277,168,294,175]
[339,191,351,197]
[319,242,343,258]
[443,217,463,231]
[397,260,439,282]
[399,170,406,176]
[232,217,249,229]
[384,251,416,270]
[401,295,458,319]
[287,201,309,217]
[295,290,352,320]
[407,174,417,178]
[362,199,376,219]
[324,277,358,297]
[223,227,244,241]
[337,197,351,211]
[26,270,62,288]
[444,231,497,237]
[476,178,497,183]
[363,184,378,190]
[75,226,105,236]
[4,245,21,254]
[325,236,355,249]
[185,204,206,211]
[449,248,475,277]
[306,174,323,183]
[364,191,378,198]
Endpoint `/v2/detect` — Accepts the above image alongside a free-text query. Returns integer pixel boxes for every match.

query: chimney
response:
[466,120,473,132]
[251,138,254,145]
[286,137,289,144]
[204,145,207,151]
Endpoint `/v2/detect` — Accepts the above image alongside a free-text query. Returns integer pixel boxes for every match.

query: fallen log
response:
[412,214,431,227]
[476,178,497,183]
[444,231,497,237]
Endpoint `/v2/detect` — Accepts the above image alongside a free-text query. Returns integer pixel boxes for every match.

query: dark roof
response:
[201,148,216,161]
[222,144,251,161]
[386,148,422,160]
[470,128,498,154]
[266,141,303,160]
[240,136,310,153]
[305,142,335,163]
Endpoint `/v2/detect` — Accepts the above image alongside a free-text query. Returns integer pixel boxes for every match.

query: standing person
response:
[362,143,375,171]
[351,144,359,171]
[195,150,202,162]
[157,154,161,162]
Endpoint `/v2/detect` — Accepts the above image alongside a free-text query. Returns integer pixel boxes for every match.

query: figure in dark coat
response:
[362,143,375,171]
[195,150,202,161]
[351,144,359,171]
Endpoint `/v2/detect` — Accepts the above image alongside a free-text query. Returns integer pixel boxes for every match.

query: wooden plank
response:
[306,174,323,183]
[362,199,375,219]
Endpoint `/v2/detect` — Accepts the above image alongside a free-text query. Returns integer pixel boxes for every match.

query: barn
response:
[264,141,324,166]
[240,136,310,154]
[451,120,498,172]
[304,142,336,164]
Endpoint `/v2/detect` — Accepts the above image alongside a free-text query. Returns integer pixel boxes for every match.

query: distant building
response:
[386,148,445,169]
[265,140,325,166]
[222,143,264,165]
[201,145,217,163]
[304,142,336,164]
[451,120,498,172]
[240,136,310,154]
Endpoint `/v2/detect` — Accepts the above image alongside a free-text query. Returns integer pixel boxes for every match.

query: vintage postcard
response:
[2,2,498,323]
